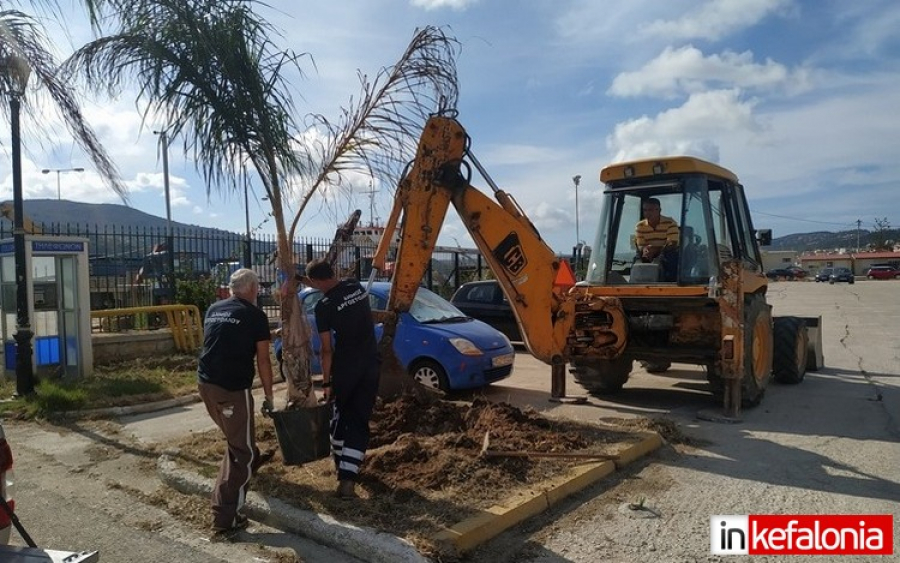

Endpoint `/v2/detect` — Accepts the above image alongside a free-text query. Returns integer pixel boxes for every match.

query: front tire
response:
[571,357,633,395]
[708,295,773,407]
[773,317,808,384]
[409,359,450,392]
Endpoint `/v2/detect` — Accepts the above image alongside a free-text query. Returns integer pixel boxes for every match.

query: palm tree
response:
[0,8,126,199]
[66,0,458,402]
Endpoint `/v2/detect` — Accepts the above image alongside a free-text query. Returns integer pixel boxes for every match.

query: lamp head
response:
[41,169,51,174]
[0,51,31,96]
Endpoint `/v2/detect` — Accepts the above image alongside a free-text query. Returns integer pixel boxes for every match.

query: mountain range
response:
[1,199,896,254]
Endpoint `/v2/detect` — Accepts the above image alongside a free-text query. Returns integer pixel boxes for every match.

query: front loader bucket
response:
[800,316,824,371]
[377,334,409,398]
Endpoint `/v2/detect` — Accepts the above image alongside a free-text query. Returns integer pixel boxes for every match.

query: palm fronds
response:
[289,26,459,240]
[0,9,126,200]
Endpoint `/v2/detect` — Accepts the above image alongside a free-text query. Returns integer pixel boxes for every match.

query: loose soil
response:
[170,393,654,560]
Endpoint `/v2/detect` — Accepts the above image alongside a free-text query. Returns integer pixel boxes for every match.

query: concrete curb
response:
[432,431,664,556]
[65,394,201,418]
[157,455,428,563]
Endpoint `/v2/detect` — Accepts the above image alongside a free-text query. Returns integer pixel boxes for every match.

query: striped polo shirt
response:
[635,215,679,249]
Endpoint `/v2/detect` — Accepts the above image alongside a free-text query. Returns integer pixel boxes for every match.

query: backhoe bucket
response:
[801,316,824,371]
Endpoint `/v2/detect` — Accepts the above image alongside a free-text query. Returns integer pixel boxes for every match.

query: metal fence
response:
[0,222,492,315]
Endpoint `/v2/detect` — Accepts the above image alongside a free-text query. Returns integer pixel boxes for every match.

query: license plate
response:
[492,353,514,368]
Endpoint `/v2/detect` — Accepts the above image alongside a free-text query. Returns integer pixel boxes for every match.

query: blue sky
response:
[2,0,898,253]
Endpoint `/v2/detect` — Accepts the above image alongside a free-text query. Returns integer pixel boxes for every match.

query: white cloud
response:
[410,0,478,10]
[607,89,759,162]
[640,0,793,42]
[608,46,813,99]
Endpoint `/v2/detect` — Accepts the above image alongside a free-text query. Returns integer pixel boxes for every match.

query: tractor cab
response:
[586,156,770,287]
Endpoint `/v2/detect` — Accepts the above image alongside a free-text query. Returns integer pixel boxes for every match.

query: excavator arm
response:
[0,202,42,234]
[373,115,627,372]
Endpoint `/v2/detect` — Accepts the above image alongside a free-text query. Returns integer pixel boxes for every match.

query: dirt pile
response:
[172,393,644,559]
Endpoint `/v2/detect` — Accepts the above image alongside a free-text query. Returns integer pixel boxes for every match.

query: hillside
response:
[2,199,895,255]
[767,228,899,252]
[0,199,269,262]
[1,199,228,233]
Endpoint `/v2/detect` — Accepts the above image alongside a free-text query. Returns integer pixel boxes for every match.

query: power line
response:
[751,209,858,227]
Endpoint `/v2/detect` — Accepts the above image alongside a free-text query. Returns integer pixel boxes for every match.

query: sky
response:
[1,0,898,254]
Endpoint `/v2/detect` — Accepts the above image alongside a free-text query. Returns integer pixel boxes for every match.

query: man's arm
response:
[665,218,680,247]
[319,330,333,400]
[255,340,274,404]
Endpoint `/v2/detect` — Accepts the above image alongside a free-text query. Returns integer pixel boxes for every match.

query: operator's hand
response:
[261,397,274,417]
[321,382,332,403]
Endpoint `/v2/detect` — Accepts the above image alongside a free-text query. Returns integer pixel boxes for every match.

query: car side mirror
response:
[756,229,772,246]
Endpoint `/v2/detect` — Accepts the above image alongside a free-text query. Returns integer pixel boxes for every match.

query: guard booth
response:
[0,235,93,379]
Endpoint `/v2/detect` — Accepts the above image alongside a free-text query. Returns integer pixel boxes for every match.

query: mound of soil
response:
[171,393,645,559]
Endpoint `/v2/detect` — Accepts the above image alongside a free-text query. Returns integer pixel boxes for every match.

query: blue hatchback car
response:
[278,282,515,392]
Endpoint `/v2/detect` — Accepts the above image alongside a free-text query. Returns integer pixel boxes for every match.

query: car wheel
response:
[409,359,450,392]
[868,275,874,280]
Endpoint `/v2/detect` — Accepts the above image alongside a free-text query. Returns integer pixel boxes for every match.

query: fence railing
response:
[91,304,203,351]
[0,221,493,313]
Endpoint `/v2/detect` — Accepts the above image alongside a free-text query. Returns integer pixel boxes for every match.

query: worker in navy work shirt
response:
[197,268,275,539]
[302,258,380,499]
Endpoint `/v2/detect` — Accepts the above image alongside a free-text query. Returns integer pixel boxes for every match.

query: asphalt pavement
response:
[5,279,899,562]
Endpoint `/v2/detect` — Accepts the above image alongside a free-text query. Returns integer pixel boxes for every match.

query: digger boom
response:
[372,115,627,367]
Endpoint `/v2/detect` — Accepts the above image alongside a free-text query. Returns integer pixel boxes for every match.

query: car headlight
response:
[449,337,483,356]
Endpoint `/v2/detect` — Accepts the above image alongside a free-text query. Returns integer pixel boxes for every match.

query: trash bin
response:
[270,403,332,465]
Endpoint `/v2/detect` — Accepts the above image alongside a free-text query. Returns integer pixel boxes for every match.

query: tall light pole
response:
[153,129,175,302]
[573,175,582,245]
[572,175,582,274]
[1,51,35,396]
[243,165,252,268]
[41,167,84,200]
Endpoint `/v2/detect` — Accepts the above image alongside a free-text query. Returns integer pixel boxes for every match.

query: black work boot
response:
[335,479,358,499]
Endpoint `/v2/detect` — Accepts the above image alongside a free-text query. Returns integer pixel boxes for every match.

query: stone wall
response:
[92,331,178,365]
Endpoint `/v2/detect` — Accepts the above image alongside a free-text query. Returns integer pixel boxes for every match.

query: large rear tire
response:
[773,317,808,384]
[707,295,773,407]
[640,360,672,373]
[571,357,633,395]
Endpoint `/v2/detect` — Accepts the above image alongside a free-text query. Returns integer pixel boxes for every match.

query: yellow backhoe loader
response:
[372,114,822,417]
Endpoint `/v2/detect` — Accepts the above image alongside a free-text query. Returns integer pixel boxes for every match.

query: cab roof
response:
[601,156,739,184]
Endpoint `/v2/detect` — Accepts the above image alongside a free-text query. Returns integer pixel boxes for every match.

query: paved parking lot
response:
[468,280,900,561]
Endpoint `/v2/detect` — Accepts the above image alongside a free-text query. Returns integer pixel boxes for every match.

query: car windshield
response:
[304,285,469,324]
[409,287,470,323]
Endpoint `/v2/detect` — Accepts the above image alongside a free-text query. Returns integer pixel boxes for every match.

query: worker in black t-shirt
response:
[197,268,275,538]
[303,258,380,499]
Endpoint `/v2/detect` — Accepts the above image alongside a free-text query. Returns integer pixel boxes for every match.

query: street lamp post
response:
[243,167,252,268]
[41,167,84,200]
[572,175,582,274]
[153,130,176,303]
[1,51,35,396]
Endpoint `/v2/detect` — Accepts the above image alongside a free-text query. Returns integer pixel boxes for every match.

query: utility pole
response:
[572,175,582,275]
[243,166,252,268]
[856,219,861,253]
[362,183,378,226]
[154,129,175,303]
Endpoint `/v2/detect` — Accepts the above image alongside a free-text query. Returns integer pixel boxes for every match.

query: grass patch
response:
[0,354,199,418]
